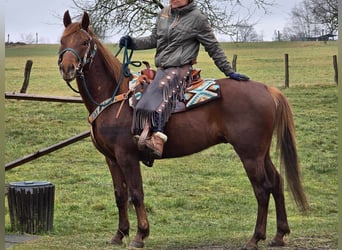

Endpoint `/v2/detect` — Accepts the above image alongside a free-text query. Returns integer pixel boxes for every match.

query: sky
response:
[5,0,300,43]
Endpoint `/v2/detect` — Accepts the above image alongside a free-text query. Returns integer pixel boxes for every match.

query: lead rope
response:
[115,40,142,78]
[88,39,144,123]
[79,40,140,107]
[113,40,142,118]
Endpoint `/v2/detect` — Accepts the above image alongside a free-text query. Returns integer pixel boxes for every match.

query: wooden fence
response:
[5,60,89,171]
[233,53,338,87]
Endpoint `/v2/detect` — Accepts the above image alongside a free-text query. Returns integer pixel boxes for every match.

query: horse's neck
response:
[77,54,127,114]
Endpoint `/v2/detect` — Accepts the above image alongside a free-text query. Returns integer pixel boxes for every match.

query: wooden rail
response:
[5,130,91,171]
[4,60,87,171]
[5,92,86,171]
[5,92,83,103]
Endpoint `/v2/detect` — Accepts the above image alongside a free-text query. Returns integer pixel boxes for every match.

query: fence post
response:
[284,54,289,88]
[232,54,237,72]
[333,55,338,85]
[20,60,33,93]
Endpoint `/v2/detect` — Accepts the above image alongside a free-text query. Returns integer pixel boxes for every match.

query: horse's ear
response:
[81,12,90,31]
[63,10,72,27]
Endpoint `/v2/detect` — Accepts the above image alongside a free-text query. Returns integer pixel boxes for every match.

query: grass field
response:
[4,41,337,249]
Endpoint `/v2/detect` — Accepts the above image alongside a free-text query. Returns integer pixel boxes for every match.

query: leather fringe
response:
[132,65,191,134]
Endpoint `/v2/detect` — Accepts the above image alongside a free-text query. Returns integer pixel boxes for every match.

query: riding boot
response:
[145,132,168,158]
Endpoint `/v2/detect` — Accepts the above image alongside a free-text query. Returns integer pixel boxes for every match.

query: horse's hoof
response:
[129,240,144,249]
[107,237,123,245]
[243,243,258,250]
[268,238,285,247]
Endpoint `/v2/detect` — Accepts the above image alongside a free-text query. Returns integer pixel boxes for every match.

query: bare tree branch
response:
[281,0,337,41]
[71,0,274,39]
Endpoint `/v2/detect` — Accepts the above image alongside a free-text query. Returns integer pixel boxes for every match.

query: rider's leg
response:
[145,112,167,158]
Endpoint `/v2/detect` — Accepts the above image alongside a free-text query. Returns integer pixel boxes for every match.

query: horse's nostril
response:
[69,64,75,73]
[59,64,65,74]
[59,63,75,75]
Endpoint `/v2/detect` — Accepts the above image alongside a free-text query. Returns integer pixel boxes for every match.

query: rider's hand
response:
[228,72,250,81]
[119,35,135,49]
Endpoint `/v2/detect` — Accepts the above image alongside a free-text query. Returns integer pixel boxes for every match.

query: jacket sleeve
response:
[131,15,159,50]
[196,14,234,76]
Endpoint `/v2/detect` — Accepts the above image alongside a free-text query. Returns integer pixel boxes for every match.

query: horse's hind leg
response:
[106,157,130,245]
[238,155,272,250]
[265,155,290,246]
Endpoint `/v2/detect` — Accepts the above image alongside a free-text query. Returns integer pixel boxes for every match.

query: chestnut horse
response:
[58,11,308,250]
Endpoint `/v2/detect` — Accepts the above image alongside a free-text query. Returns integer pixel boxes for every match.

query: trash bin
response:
[7,181,54,234]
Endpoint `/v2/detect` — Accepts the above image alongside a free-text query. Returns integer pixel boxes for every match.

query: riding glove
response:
[119,35,135,49]
[228,72,250,81]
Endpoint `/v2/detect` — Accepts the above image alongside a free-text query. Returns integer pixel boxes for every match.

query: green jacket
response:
[132,2,234,76]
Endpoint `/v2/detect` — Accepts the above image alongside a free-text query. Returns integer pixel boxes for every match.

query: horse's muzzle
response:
[59,62,77,82]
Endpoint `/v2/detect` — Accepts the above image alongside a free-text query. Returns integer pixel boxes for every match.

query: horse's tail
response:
[268,86,309,212]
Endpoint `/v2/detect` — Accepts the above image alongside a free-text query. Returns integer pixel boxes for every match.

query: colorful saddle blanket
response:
[129,72,220,113]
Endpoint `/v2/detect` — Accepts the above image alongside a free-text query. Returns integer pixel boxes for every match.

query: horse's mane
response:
[89,29,122,82]
[62,23,125,89]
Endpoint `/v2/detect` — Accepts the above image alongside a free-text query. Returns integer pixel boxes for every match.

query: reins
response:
[59,30,142,122]
[113,40,142,99]
[88,44,142,123]
[115,44,142,76]
[59,30,141,108]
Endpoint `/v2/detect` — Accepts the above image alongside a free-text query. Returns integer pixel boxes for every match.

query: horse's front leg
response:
[124,164,149,248]
[106,157,130,245]
[109,152,149,248]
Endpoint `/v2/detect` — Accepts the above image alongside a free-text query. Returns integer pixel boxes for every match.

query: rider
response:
[119,0,249,158]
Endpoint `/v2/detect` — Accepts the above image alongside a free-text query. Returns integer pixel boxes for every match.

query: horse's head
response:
[58,11,96,82]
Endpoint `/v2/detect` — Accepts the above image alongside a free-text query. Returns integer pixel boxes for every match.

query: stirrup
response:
[154,132,168,142]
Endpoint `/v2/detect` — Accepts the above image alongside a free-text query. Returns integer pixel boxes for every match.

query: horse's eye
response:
[83,40,90,46]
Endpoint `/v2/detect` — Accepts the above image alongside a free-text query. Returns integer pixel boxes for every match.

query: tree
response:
[291,0,318,38]
[309,0,338,34]
[71,0,273,39]
[282,0,338,41]
[235,22,262,42]
[20,33,35,44]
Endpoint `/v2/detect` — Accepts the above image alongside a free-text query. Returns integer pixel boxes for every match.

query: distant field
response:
[5,41,337,94]
[4,41,337,249]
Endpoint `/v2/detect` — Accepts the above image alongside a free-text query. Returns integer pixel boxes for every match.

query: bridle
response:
[58,29,97,94]
[58,28,141,121]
